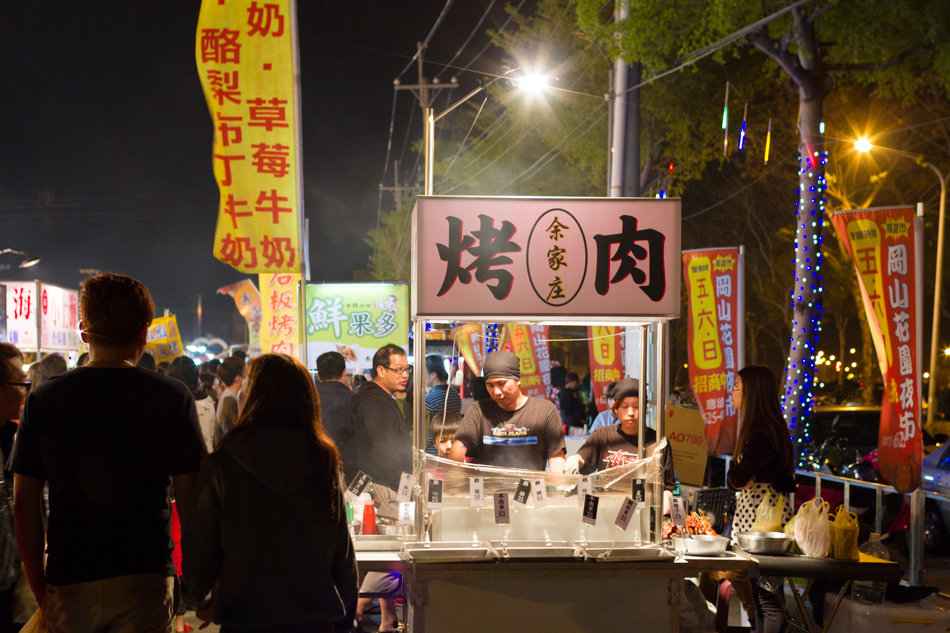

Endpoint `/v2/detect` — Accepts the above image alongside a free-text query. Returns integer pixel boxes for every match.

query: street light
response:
[855,139,948,426]
[0,248,41,269]
[424,69,552,196]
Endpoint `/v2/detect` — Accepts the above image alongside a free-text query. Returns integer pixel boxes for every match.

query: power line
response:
[395,0,458,79]
[434,0,500,82]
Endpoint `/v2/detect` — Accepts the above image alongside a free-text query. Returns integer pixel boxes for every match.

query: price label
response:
[670,495,687,528]
[632,479,645,504]
[614,497,637,531]
[493,492,510,524]
[347,471,372,501]
[512,479,531,509]
[396,472,415,502]
[427,479,443,510]
[532,478,548,508]
[582,494,599,526]
[469,477,484,507]
[577,476,592,507]
[398,501,415,526]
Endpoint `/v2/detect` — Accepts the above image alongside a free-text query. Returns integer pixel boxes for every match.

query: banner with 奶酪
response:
[682,248,743,456]
[829,206,922,493]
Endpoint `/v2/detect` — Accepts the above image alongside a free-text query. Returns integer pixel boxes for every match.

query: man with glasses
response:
[350,343,412,519]
[0,343,27,632]
[0,344,28,425]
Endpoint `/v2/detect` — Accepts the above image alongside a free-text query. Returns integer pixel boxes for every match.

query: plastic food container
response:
[670,534,730,556]
[735,531,794,555]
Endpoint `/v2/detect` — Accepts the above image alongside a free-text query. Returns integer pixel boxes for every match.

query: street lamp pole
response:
[922,158,947,426]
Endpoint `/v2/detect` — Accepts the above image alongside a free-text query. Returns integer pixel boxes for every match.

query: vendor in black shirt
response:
[563,378,675,510]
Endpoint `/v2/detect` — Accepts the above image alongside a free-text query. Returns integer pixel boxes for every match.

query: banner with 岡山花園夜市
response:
[197,0,301,273]
[829,206,922,493]
[682,248,742,455]
[453,323,485,376]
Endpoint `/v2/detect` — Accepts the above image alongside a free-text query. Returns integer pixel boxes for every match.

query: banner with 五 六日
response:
[829,206,922,493]
[587,326,625,411]
[258,273,301,359]
[453,323,485,376]
[502,324,549,399]
[197,0,302,273]
[682,248,742,455]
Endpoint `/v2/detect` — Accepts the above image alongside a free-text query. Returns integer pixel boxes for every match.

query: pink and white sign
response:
[4,282,38,350]
[40,283,80,350]
[412,196,681,319]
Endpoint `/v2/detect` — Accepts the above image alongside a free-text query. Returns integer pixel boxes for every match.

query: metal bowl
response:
[670,534,730,556]
[735,531,794,555]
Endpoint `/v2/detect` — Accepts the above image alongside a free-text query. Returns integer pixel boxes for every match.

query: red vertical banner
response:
[587,327,625,411]
[683,248,742,455]
[453,323,485,376]
[829,206,922,492]
[503,324,548,399]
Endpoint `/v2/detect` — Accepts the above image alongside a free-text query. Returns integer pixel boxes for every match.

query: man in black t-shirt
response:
[9,274,206,632]
[450,351,566,471]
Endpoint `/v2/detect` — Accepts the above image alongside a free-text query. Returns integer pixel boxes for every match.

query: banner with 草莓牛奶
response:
[829,206,922,493]
[197,0,301,273]
[682,248,742,456]
[304,283,408,374]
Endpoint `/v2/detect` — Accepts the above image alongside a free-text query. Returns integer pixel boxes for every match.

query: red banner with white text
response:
[503,324,549,399]
[683,248,742,455]
[587,327,625,412]
[829,206,922,493]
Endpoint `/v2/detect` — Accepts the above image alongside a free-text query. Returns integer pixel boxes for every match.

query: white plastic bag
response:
[21,609,45,633]
[794,497,830,558]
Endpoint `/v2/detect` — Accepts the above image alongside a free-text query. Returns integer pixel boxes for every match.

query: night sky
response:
[0,1,512,342]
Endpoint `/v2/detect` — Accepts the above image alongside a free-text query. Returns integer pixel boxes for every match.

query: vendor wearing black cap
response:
[449,350,566,471]
[563,378,676,508]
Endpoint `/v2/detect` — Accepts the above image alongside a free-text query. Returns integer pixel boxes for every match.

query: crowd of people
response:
[0,271,796,633]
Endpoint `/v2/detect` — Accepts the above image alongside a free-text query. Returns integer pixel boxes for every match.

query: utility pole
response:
[379,160,415,210]
[393,42,459,196]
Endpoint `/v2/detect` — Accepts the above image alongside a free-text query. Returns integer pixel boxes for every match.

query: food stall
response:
[344,195,749,633]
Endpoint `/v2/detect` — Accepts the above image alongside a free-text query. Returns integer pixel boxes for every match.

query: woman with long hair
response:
[184,354,358,633]
[729,365,796,633]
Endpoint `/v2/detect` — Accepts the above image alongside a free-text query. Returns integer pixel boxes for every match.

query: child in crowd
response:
[431,410,462,458]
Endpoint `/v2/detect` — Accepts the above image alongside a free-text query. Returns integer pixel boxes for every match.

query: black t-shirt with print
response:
[575,424,676,490]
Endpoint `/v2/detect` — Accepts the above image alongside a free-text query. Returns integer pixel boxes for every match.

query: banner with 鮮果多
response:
[829,206,922,493]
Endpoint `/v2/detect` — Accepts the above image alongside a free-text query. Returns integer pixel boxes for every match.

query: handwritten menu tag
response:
[614,497,637,531]
[398,502,415,526]
[469,477,484,507]
[532,478,548,508]
[493,492,510,524]
[670,496,687,528]
[512,479,532,509]
[396,472,415,502]
[427,479,443,510]
[632,479,645,504]
[347,471,372,501]
[582,494,599,526]
[577,476,592,507]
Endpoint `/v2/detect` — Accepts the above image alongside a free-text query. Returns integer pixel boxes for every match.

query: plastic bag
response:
[794,497,830,558]
[831,505,860,560]
[751,491,785,532]
[20,609,45,633]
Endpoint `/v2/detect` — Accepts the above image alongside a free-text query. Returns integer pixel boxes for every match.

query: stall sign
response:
[830,206,922,493]
[197,0,301,274]
[682,248,742,455]
[3,282,37,350]
[145,315,184,363]
[0,284,6,344]
[502,324,549,398]
[453,323,485,376]
[413,196,681,318]
[664,405,708,487]
[258,272,301,359]
[304,283,408,372]
[218,279,262,346]
[587,326,625,411]
[40,283,80,351]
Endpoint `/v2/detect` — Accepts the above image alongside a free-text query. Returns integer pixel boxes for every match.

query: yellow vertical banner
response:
[259,273,302,359]
[145,315,184,363]
[197,0,301,273]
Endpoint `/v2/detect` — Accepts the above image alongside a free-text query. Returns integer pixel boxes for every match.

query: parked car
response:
[920,442,950,554]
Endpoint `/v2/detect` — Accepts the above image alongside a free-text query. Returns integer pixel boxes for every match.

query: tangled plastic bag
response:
[831,505,860,560]
[794,497,830,557]
[751,491,785,532]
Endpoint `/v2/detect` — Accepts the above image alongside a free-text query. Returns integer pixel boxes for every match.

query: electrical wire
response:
[395,0,458,80]
[434,0,500,82]
[436,94,490,194]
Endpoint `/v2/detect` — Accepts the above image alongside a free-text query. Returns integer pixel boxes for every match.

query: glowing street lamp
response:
[855,138,948,425]
[0,248,41,269]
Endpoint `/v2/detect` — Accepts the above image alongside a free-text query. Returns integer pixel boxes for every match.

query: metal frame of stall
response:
[404,195,686,632]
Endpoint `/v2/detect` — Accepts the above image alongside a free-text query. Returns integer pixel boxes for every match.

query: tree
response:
[576,0,950,430]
